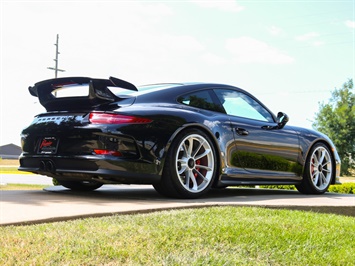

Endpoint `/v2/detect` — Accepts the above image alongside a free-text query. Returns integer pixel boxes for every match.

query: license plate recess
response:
[38,137,59,154]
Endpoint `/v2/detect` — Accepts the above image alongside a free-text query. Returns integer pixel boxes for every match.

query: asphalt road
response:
[1,174,355,226]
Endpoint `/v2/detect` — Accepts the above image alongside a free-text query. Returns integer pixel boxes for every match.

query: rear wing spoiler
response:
[29,76,137,111]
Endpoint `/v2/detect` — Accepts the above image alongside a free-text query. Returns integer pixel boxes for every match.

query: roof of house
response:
[0,143,22,159]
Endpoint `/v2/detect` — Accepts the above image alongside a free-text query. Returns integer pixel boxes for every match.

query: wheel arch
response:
[162,123,223,184]
[303,139,338,185]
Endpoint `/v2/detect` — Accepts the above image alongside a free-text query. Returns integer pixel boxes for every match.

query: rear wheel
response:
[296,143,333,194]
[56,180,103,191]
[153,129,217,199]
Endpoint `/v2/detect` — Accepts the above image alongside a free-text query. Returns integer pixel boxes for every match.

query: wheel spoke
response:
[192,139,205,157]
[186,138,194,157]
[181,142,189,157]
[195,149,212,161]
[184,169,191,186]
[320,172,326,186]
[313,172,319,185]
[177,157,188,174]
[311,168,318,178]
[322,162,331,169]
[178,165,187,175]
[196,164,212,171]
[323,168,331,173]
[194,169,208,182]
[319,149,326,164]
[313,154,319,166]
[187,169,198,191]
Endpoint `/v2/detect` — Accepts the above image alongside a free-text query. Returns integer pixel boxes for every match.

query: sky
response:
[0,0,354,147]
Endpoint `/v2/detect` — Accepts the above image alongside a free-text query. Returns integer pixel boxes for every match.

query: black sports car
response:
[19,76,341,198]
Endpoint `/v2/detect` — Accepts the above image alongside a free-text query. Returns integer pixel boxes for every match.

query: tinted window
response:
[214,89,274,122]
[177,90,224,113]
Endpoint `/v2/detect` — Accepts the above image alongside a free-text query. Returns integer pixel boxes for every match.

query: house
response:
[0,143,22,159]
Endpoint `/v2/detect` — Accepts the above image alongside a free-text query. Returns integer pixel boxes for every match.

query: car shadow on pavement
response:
[46,184,354,200]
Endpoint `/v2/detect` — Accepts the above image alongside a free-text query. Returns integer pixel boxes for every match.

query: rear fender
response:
[161,123,222,181]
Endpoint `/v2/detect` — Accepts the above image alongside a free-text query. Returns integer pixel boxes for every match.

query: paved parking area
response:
[1,184,355,226]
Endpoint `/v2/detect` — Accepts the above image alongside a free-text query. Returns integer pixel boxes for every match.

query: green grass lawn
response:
[0,167,31,175]
[0,183,47,190]
[1,207,354,265]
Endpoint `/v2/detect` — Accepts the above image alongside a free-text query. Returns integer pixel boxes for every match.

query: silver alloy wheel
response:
[175,134,215,193]
[310,146,332,191]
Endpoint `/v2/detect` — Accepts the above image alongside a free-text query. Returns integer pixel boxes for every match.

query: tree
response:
[313,79,354,175]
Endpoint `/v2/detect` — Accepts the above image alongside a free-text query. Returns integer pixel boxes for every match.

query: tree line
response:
[313,79,354,175]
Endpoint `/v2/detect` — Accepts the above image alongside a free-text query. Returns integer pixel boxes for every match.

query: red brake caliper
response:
[311,158,315,177]
[194,159,201,178]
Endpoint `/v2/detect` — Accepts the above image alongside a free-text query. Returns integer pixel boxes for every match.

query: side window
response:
[177,90,224,113]
[214,89,274,122]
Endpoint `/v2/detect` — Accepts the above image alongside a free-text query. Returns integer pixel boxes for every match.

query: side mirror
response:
[277,112,289,129]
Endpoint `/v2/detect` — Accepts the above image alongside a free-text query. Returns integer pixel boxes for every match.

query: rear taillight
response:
[89,112,152,124]
[93,149,122,157]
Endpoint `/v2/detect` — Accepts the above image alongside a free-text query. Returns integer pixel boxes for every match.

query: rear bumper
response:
[19,155,161,184]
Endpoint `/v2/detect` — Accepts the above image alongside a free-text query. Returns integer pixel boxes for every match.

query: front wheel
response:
[296,143,334,194]
[153,129,217,199]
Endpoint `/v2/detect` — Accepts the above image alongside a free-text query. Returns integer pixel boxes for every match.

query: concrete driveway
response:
[1,183,355,226]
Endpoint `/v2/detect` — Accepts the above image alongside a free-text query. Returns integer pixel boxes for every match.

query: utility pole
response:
[47,34,65,78]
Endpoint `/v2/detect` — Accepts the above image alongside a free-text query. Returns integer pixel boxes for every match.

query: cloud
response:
[225,37,294,64]
[201,53,227,65]
[159,35,205,53]
[191,0,244,12]
[115,33,205,65]
[295,32,319,42]
[295,32,325,47]
[312,41,325,47]
[267,26,282,36]
[345,20,355,29]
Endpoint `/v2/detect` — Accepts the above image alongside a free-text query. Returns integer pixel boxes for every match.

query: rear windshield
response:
[125,84,183,97]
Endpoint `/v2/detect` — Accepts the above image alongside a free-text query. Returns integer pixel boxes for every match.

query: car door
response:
[214,88,302,180]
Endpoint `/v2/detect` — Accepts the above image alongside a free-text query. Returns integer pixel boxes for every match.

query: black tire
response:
[56,180,103,191]
[153,128,217,199]
[296,143,334,194]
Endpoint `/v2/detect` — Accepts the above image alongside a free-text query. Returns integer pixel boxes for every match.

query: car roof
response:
[124,82,242,105]
[136,82,236,95]
[141,82,244,95]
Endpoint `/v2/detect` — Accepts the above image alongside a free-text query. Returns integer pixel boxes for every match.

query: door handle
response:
[236,127,249,136]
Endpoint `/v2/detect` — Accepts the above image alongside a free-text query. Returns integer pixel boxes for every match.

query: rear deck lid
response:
[29,76,137,111]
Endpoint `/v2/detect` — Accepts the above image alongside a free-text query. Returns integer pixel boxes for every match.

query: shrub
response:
[260,185,296,190]
[328,183,355,194]
[52,178,60,186]
[259,183,355,194]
